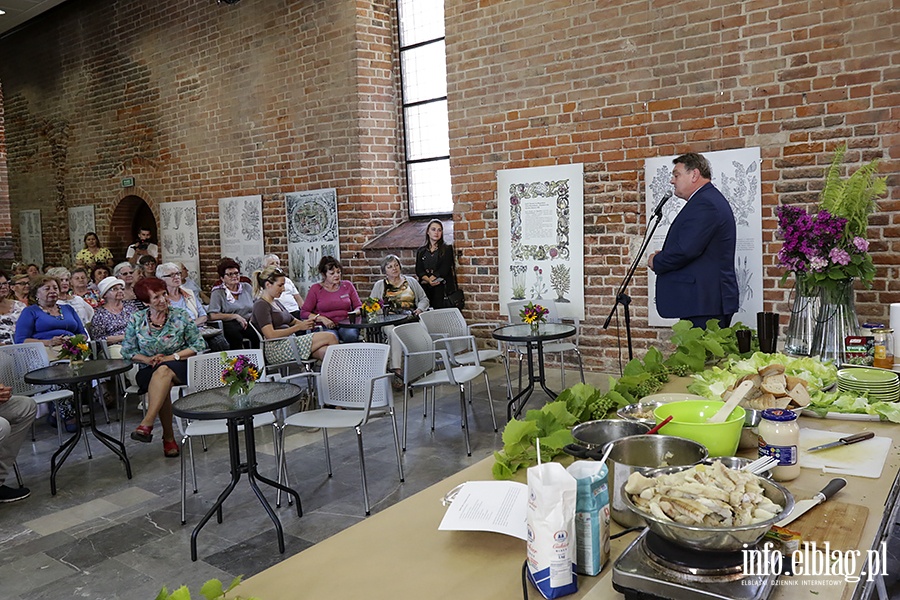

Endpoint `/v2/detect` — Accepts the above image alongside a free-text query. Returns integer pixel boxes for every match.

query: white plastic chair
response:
[0,342,76,447]
[254,324,318,412]
[418,308,512,399]
[393,322,496,457]
[177,349,278,524]
[507,299,584,389]
[278,343,402,515]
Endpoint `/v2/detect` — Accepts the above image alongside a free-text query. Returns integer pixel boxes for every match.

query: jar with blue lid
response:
[758,408,800,481]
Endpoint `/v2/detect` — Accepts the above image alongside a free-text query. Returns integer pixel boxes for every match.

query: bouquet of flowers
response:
[220,353,261,397]
[520,302,549,325]
[777,145,884,292]
[361,297,383,315]
[776,205,874,291]
[58,334,90,363]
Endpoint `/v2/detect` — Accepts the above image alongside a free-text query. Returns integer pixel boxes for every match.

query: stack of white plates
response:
[837,367,900,402]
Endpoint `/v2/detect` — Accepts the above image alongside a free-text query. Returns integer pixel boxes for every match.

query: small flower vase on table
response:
[221,353,260,407]
[529,322,540,336]
[520,302,549,337]
[362,297,383,324]
[58,335,90,373]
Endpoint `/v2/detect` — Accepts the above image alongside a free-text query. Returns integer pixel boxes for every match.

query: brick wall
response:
[0,0,403,290]
[446,0,899,370]
[0,82,11,261]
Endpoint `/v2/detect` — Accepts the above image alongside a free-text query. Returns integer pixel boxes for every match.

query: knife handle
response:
[817,478,847,502]
[841,431,875,444]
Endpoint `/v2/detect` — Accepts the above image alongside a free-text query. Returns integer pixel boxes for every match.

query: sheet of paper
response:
[438,481,528,540]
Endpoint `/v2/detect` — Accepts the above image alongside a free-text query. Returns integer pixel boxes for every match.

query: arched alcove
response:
[109,194,156,260]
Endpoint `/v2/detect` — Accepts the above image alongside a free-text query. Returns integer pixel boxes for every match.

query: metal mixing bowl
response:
[623,464,794,552]
[701,456,773,479]
[616,401,666,426]
[570,419,650,450]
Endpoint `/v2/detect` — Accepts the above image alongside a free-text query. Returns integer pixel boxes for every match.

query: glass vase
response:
[530,322,540,336]
[69,358,85,373]
[366,311,378,323]
[783,276,820,357]
[810,278,859,364]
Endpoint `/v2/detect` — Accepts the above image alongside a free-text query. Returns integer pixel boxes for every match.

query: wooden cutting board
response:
[786,500,868,553]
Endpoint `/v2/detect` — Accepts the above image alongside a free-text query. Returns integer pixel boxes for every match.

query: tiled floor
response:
[0,362,528,599]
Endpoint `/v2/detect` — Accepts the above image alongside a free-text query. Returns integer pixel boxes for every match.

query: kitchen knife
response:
[775,478,846,528]
[807,431,875,453]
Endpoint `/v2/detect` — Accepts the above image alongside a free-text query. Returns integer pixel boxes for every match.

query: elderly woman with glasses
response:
[70,267,100,308]
[156,262,207,327]
[10,274,31,305]
[122,277,206,457]
[251,266,337,364]
[14,276,88,348]
[112,262,144,307]
[45,267,94,327]
[0,271,26,345]
[300,256,362,343]
[208,258,258,349]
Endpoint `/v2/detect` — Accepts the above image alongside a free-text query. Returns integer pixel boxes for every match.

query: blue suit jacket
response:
[653,182,739,319]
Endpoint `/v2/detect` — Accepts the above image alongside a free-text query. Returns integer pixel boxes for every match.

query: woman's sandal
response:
[130,425,153,443]
[163,439,180,458]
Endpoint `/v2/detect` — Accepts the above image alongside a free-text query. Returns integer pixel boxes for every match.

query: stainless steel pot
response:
[623,464,794,552]
[570,419,650,450]
[604,435,708,527]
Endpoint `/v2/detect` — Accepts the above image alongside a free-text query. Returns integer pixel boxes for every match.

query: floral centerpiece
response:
[58,334,90,369]
[520,302,549,334]
[361,297,383,322]
[220,353,260,397]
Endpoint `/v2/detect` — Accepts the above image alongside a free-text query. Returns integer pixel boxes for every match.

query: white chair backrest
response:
[187,350,266,392]
[317,343,390,410]
[393,322,437,381]
[418,308,469,355]
[0,342,53,395]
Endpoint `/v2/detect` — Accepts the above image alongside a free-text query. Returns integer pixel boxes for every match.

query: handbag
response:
[444,288,465,310]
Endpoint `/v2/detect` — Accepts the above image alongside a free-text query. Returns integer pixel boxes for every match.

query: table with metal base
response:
[337,312,411,344]
[172,382,304,561]
[492,323,577,420]
[24,359,134,495]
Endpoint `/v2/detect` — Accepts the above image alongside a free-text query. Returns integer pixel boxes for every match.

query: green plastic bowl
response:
[653,400,746,457]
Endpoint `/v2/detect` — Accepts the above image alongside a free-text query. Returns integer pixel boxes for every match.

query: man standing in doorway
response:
[649,152,739,329]
[126,228,159,264]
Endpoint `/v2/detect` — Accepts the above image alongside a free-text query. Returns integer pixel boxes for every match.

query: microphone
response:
[652,192,673,218]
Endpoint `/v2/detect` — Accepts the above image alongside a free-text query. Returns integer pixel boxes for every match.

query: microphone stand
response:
[602,206,666,360]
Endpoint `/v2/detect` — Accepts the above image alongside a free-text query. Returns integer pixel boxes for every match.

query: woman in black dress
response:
[415,219,456,309]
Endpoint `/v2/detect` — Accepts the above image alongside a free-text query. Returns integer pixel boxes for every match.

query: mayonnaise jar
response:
[758,408,800,481]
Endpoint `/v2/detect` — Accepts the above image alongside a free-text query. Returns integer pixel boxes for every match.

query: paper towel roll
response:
[891,303,900,366]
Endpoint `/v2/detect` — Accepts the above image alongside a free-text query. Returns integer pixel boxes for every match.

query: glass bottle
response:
[872,328,894,369]
[758,408,800,481]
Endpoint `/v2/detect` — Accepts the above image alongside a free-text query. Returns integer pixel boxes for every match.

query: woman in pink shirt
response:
[300,256,362,342]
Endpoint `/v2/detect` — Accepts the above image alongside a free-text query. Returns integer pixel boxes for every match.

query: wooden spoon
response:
[707,380,754,424]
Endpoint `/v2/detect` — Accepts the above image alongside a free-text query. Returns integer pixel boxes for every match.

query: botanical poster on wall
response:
[644,147,763,328]
[19,209,43,266]
[219,195,265,276]
[68,205,96,265]
[284,188,340,296]
[497,164,585,320]
[160,200,201,284]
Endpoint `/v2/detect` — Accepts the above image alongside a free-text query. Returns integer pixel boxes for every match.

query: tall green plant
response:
[819,144,887,237]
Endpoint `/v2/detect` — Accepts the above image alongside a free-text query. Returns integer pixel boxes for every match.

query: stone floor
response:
[1,361,898,599]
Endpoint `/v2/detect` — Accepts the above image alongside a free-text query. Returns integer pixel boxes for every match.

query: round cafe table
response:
[172,381,304,561]
[492,323,577,420]
[336,312,411,344]
[24,359,134,495]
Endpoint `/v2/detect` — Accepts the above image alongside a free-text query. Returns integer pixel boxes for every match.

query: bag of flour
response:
[526,462,578,598]
[566,460,610,576]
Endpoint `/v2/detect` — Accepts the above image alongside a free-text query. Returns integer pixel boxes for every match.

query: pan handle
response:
[563,443,606,461]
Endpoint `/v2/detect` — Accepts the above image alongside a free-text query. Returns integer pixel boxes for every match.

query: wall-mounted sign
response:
[121,177,135,188]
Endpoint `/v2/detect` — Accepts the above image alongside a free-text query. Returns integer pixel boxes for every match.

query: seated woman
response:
[263,254,304,319]
[46,267,94,327]
[10,274,31,306]
[121,278,206,458]
[251,266,337,365]
[207,258,258,349]
[91,277,141,346]
[158,262,228,352]
[70,267,100,308]
[14,276,89,431]
[113,262,145,309]
[0,271,25,346]
[91,264,110,291]
[300,256,362,343]
[369,254,430,373]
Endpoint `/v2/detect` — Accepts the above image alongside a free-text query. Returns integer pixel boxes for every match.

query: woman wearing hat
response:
[91,277,141,345]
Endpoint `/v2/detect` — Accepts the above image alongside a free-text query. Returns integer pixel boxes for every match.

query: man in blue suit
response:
[649,153,739,329]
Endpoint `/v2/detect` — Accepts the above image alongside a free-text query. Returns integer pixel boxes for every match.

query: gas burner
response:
[643,532,746,581]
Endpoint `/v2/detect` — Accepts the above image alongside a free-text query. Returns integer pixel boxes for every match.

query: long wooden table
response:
[235,415,899,600]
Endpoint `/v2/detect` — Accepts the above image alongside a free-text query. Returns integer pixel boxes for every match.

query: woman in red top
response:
[300,256,361,342]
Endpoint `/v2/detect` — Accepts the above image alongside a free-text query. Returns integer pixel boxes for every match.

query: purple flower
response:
[809,256,828,271]
[853,236,869,252]
[829,247,851,266]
